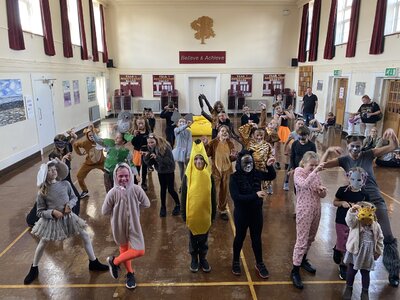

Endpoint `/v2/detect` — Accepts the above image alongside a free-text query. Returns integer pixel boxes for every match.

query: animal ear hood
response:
[36,159,69,187]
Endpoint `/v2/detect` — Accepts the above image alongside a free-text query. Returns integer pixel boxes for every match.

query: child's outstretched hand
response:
[317,186,327,198]
[350,204,361,213]
[52,209,64,219]
[64,204,71,215]
[256,191,267,198]
[135,175,142,183]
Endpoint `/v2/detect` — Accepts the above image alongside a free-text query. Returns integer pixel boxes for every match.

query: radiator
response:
[89,105,100,121]
[135,100,161,113]
[241,99,273,113]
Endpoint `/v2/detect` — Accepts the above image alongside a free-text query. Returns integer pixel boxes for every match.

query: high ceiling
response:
[105,0,299,6]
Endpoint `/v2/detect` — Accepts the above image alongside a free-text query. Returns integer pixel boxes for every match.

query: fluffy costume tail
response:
[383,238,400,276]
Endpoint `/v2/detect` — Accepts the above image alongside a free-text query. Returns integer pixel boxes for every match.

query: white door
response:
[189,77,217,115]
[33,80,56,151]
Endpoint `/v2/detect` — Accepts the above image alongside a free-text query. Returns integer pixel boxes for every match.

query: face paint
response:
[241,154,253,173]
[348,170,365,190]
[54,140,67,148]
[178,119,186,127]
[348,142,362,156]
[299,134,308,143]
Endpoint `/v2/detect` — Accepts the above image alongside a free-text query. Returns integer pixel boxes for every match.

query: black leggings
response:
[157,172,180,208]
[233,206,263,263]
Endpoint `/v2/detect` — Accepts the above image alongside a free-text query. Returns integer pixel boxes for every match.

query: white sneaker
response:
[283,183,289,191]
[267,185,273,195]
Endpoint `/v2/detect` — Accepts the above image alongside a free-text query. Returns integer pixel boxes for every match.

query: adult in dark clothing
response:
[160,103,177,147]
[241,104,260,126]
[357,95,382,136]
[230,150,276,279]
[301,87,318,126]
[322,129,400,287]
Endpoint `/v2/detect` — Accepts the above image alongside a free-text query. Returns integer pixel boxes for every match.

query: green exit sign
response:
[334,70,342,76]
[385,68,397,76]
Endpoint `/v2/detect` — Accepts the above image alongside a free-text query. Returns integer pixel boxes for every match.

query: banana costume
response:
[183,141,216,235]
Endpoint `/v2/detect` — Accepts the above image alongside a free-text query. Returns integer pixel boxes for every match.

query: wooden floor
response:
[0,118,399,300]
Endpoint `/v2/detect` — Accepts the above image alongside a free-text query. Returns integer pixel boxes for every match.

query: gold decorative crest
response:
[191,16,215,44]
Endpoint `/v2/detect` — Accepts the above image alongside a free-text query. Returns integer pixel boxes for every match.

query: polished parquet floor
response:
[0,117,399,299]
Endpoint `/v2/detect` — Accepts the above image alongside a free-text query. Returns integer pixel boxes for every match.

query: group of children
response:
[22,98,400,299]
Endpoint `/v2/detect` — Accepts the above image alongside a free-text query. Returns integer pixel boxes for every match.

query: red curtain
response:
[89,0,99,62]
[100,4,108,63]
[60,0,73,58]
[369,0,387,55]
[6,0,25,50]
[297,3,309,63]
[40,0,55,56]
[346,0,361,57]
[77,0,88,60]
[324,0,337,59]
[308,0,321,61]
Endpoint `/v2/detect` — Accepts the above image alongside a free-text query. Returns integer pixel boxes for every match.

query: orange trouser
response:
[114,244,145,273]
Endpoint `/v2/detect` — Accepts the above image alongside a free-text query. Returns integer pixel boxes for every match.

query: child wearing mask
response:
[333,167,370,281]
[230,150,276,279]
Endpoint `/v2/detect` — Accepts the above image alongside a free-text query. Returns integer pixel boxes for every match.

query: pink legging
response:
[114,244,145,273]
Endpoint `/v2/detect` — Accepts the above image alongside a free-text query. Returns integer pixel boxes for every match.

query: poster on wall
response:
[263,74,285,96]
[87,77,97,102]
[63,81,71,107]
[120,75,143,97]
[317,80,323,91]
[0,79,26,127]
[73,80,80,104]
[153,75,175,97]
[231,74,253,97]
[355,82,366,96]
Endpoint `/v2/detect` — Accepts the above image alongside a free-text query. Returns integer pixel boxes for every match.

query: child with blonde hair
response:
[342,202,384,300]
[291,151,327,289]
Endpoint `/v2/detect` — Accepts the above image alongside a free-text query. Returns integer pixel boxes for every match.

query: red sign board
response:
[179,51,226,64]
[231,74,253,97]
[263,74,285,96]
[120,74,142,97]
[153,75,175,97]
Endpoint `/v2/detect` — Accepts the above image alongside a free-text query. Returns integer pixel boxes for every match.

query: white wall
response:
[106,2,299,112]
[0,0,108,170]
[296,0,400,123]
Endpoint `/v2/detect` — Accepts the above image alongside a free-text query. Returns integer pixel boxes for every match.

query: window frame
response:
[67,0,81,46]
[385,0,400,36]
[334,0,353,46]
[306,0,314,52]
[18,0,44,36]
[92,1,103,53]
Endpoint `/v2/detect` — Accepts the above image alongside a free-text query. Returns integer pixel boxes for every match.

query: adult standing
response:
[357,95,382,136]
[321,129,400,287]
[301,87,318,126]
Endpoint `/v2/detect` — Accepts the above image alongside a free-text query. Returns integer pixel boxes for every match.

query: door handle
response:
[38,108,42,120]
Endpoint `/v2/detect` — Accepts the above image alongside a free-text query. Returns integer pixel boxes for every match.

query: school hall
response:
[0,0,400,299]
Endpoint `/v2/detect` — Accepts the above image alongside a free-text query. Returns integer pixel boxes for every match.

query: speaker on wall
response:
[291,58,298,67]
[107,59,115,68]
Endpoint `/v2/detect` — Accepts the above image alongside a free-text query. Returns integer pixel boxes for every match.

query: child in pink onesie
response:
[290,151,327,289]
